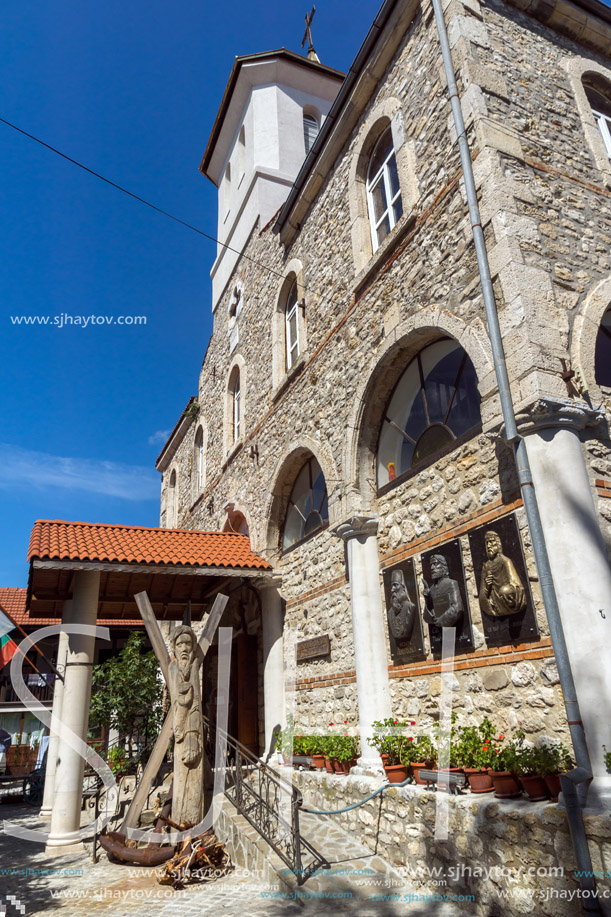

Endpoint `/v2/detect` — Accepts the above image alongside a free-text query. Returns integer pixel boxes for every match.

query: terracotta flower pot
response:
[380,754,389,767]
[464,768,494,794]
[324,756,334,773]
[410,762,427,785]
[543,773,562,803]
[519,774,550,802]
[312,754,326,770]
[384,763,409,784]
[333,758,344,775]
[490,770,522,799]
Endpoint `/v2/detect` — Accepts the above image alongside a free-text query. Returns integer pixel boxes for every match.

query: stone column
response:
[521,400,611,807]
[39,617,70,819]
[259,580,285,757]
[333,514,391,771]
[46,571,100,854]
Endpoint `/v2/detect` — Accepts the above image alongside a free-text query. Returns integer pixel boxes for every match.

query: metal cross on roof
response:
[302,6,318,60]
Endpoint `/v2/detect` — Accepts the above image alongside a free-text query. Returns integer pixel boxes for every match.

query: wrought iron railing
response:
[204,716,330,884]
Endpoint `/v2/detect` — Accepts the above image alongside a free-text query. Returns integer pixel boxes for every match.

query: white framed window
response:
[303,113,319,155]
[232,371,241,444]
[167,470,177,527]
[285,280,300,370]
[193,425,205,497]
[366,126,403,252]
[584,76,611,158]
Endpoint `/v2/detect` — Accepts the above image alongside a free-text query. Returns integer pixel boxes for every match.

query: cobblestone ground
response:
[0,802,464,916]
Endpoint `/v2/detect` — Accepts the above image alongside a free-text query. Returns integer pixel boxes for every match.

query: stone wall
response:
[293,771,611,916]
[157,0,611,755]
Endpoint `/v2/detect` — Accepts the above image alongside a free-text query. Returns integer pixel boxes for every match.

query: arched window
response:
[167,470,177,527]
[366,126,403,252]
[303,112,319,155]
[282,456,329,550]
[595,306,611,386]
[583,74,611,157]
[230,368,241,444]
[377,339,481,488]
[193,425,205,497]
[285,280,300,370]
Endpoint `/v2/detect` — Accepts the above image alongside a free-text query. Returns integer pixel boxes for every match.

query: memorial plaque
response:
[296,634,331,661]
[421,540,474,654]
[468,514,539,648]
[383,558,426,663]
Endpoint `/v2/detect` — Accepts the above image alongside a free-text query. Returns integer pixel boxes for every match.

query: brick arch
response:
[572,275,611,401]
[263,436,340,561]
[343,309,495,508]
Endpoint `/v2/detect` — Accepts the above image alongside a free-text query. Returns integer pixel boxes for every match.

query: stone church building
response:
[156,0,611,807]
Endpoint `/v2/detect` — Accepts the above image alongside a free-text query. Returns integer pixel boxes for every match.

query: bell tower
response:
[200,49,344,310]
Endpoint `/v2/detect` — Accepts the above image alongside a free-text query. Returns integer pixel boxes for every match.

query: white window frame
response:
[303,113,319,155]
[194,426,205,494]
[366,129,402,253]
[285,282,300,370]
[591,106,611,158]
[232,373,241,444]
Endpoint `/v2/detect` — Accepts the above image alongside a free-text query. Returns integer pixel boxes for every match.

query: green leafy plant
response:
[604,746,611,774]
[89,632,163,752]
[432,712,461,768]
[455,718,499,769]
[407,734,436,765]
[537,742,573,777]
[106,745,128,775]
[370,717,414,766]
[334,734,359,764]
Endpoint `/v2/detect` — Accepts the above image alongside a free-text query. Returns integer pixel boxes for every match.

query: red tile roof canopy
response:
[0,587,27,625]
[28,520,272,571]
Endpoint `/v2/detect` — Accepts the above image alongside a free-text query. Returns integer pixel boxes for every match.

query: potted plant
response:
[371,717,410,783]
[408,734,435,785]
[456,719,496,793]
[335,734,359,774]
[490,735,522,799]
[514,743,549,801]
[309,735,326,770]
[537,742,573,802]
[432,713,463,790]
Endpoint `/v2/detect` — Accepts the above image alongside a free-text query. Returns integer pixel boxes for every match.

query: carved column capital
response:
[514,397,605,436]
[253,573,283,591]
[331,514,379,542]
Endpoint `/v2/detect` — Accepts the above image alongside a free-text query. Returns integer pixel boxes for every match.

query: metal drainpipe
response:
[430,0,600,906]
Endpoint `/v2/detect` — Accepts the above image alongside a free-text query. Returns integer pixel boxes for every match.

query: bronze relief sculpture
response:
[388,568,416,641]
[422,553,464,628]
[479,530,526,618]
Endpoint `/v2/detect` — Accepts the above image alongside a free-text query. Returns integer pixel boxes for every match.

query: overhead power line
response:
[0,116,287,282]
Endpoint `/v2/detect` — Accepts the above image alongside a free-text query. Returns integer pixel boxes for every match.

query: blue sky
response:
[0,0,382,586]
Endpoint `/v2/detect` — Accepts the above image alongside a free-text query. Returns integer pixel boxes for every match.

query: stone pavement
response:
[0,801,466,917]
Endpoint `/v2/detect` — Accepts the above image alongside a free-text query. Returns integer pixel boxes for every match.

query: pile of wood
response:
[157,828,232,889]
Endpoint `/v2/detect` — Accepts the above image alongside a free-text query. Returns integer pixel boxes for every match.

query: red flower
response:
[498,734,505,741]
[329,722,334,726]
[394,719,398,724]
[344,720,348,725]
[408,737,414,742]
[411,721,416,725]
[297,733,301,737]
[483,744,489,750]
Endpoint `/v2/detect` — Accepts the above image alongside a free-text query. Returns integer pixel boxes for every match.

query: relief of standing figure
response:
[169,624,204,828]
[422,553,464,628]
[479,530,526,618]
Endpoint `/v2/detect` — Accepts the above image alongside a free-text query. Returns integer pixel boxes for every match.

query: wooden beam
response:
[134,592,171,684]
[120,713,173,833]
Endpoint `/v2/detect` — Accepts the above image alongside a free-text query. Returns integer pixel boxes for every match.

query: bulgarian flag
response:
[0,607,18,670]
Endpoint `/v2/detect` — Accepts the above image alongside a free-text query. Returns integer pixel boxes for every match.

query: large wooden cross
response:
[302,6,316,55]
[120,590,228,833]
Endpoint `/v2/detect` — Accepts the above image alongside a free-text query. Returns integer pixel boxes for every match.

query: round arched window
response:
[377,339,481,488]
[282,457,329,550]
[595,306,611,386]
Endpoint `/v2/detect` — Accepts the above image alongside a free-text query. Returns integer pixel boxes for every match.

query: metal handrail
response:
[204,715,330,884]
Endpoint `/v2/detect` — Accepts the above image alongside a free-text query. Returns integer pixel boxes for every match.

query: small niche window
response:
[167,470,177,527]
[595,306,611,386]
[231,369,241,444]
[282,456,329,550]
[303,113,319,155]
[285,280,300,370]
[377,339,481,488]
[194,425,205,494]
[366,126,403,252]
[584,74,611,158]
